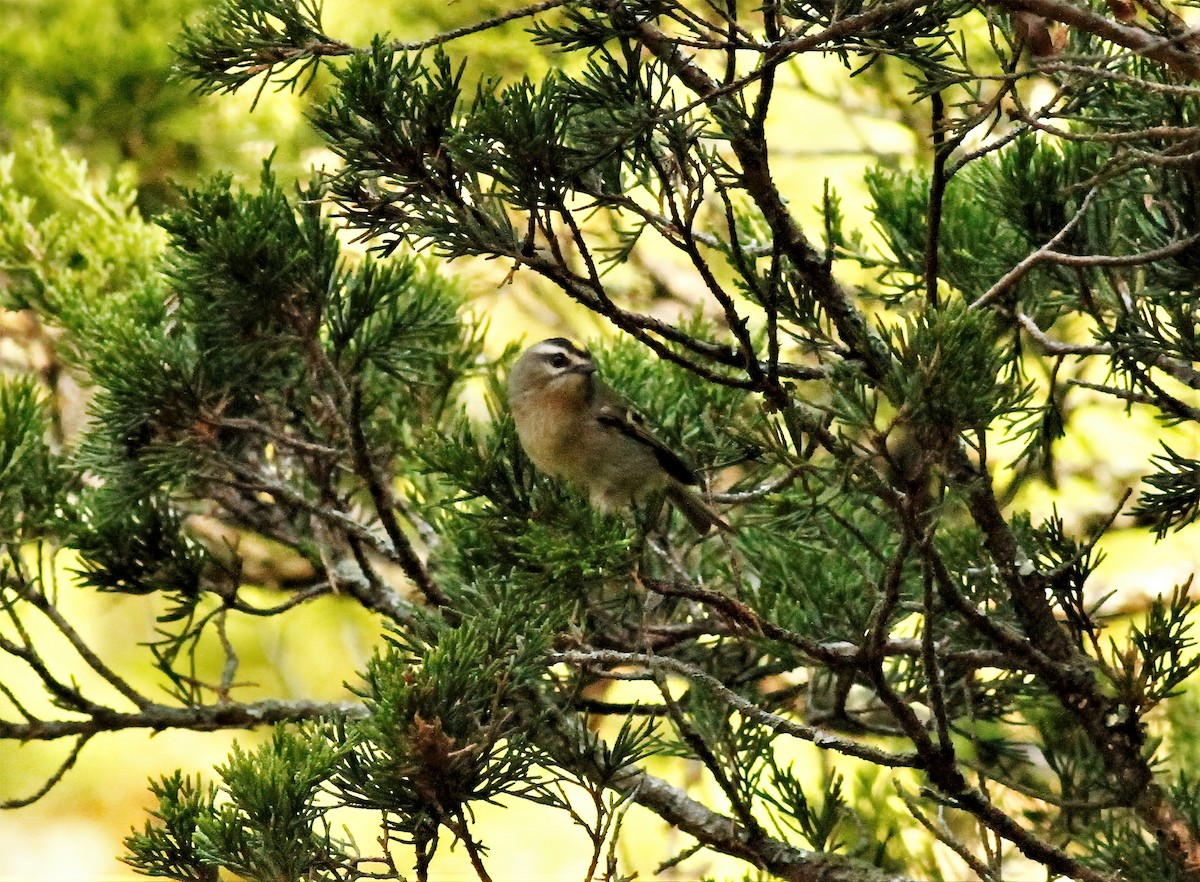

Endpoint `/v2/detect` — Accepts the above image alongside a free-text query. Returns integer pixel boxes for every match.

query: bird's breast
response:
[512,392,665,510]
[510,390,585,478]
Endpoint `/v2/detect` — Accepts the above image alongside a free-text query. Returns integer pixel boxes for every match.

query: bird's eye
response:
[549,353,569,369]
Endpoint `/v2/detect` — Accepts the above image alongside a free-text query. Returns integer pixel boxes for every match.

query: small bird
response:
[507,338,731,533]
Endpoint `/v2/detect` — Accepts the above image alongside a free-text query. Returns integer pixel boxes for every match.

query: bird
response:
[506,338,732,533]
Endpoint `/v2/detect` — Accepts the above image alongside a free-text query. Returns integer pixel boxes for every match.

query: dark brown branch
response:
[864,550,1114,882]
[204,462,422,625]
[11,577,151,711]
[229,582,334,616]
[615,3,893,378]
[948,450,1200,879]
[919,558,953,754]
[641,573,852,666]
[924,91,949,308]
[0,632,99,716]
[1071,376,1200,421]
[572,698,669,716]
[347,383,449,609]
[643,146,764,385]
[991,0,1200,79]
[651,669,768,843]
[897,787,1002,882]
[453,809,495,882]
[518,251,761,388]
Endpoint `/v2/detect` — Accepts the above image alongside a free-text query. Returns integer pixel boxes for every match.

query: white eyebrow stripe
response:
[530,342,591,363]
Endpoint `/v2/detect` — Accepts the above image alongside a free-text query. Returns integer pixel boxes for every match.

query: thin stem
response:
[454,810,494,882]
[925,91,948,308]
[383,0,570,52]
[14,577,152,711]
[0,734,92,810]
[0,699,367,742]
[651,668,766,842]
[556,648,922,769]
[971,185,1100,309]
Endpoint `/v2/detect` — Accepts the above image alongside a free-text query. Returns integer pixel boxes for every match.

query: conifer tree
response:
[3,1,1200,880]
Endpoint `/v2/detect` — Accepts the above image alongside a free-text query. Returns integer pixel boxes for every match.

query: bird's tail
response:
[666,483,735,534]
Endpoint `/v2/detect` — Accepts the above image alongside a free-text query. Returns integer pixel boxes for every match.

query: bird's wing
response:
[596,404,698,485]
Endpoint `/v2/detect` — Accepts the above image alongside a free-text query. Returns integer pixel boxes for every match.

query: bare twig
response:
[555,648,922,769]
[650,667,767,842]
[1015,310,1112,356]
[970,186,1100,309]
[897,786,1001,882]
[0,734,92,810]
[925,91,949,308]
[1069,378,1200,421]
[384,0,571,52]
[708,465,806,503]
[347,384,449,609]
[10,576,152,711]
[0,698,367,742]
[993,0,1200,78]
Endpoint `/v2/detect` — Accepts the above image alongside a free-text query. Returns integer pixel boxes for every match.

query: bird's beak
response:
[569,362,597,376]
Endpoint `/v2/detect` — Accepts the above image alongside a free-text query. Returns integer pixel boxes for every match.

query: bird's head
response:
[507,338,597,405]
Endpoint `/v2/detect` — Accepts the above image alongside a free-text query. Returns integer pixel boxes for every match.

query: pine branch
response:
[993,0,1200,78]
[535,689,917,882]
[614,4,893,378]
[948,449,1200,878]
[555,649,922,769]
[0,699,367,742]
[383,0,572,53]
[618,766,915,882]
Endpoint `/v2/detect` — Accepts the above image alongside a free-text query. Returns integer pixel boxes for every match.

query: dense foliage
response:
[3,1,1200,880]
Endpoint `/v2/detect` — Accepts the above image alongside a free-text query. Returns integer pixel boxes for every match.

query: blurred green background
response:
[0,1,1196,880]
